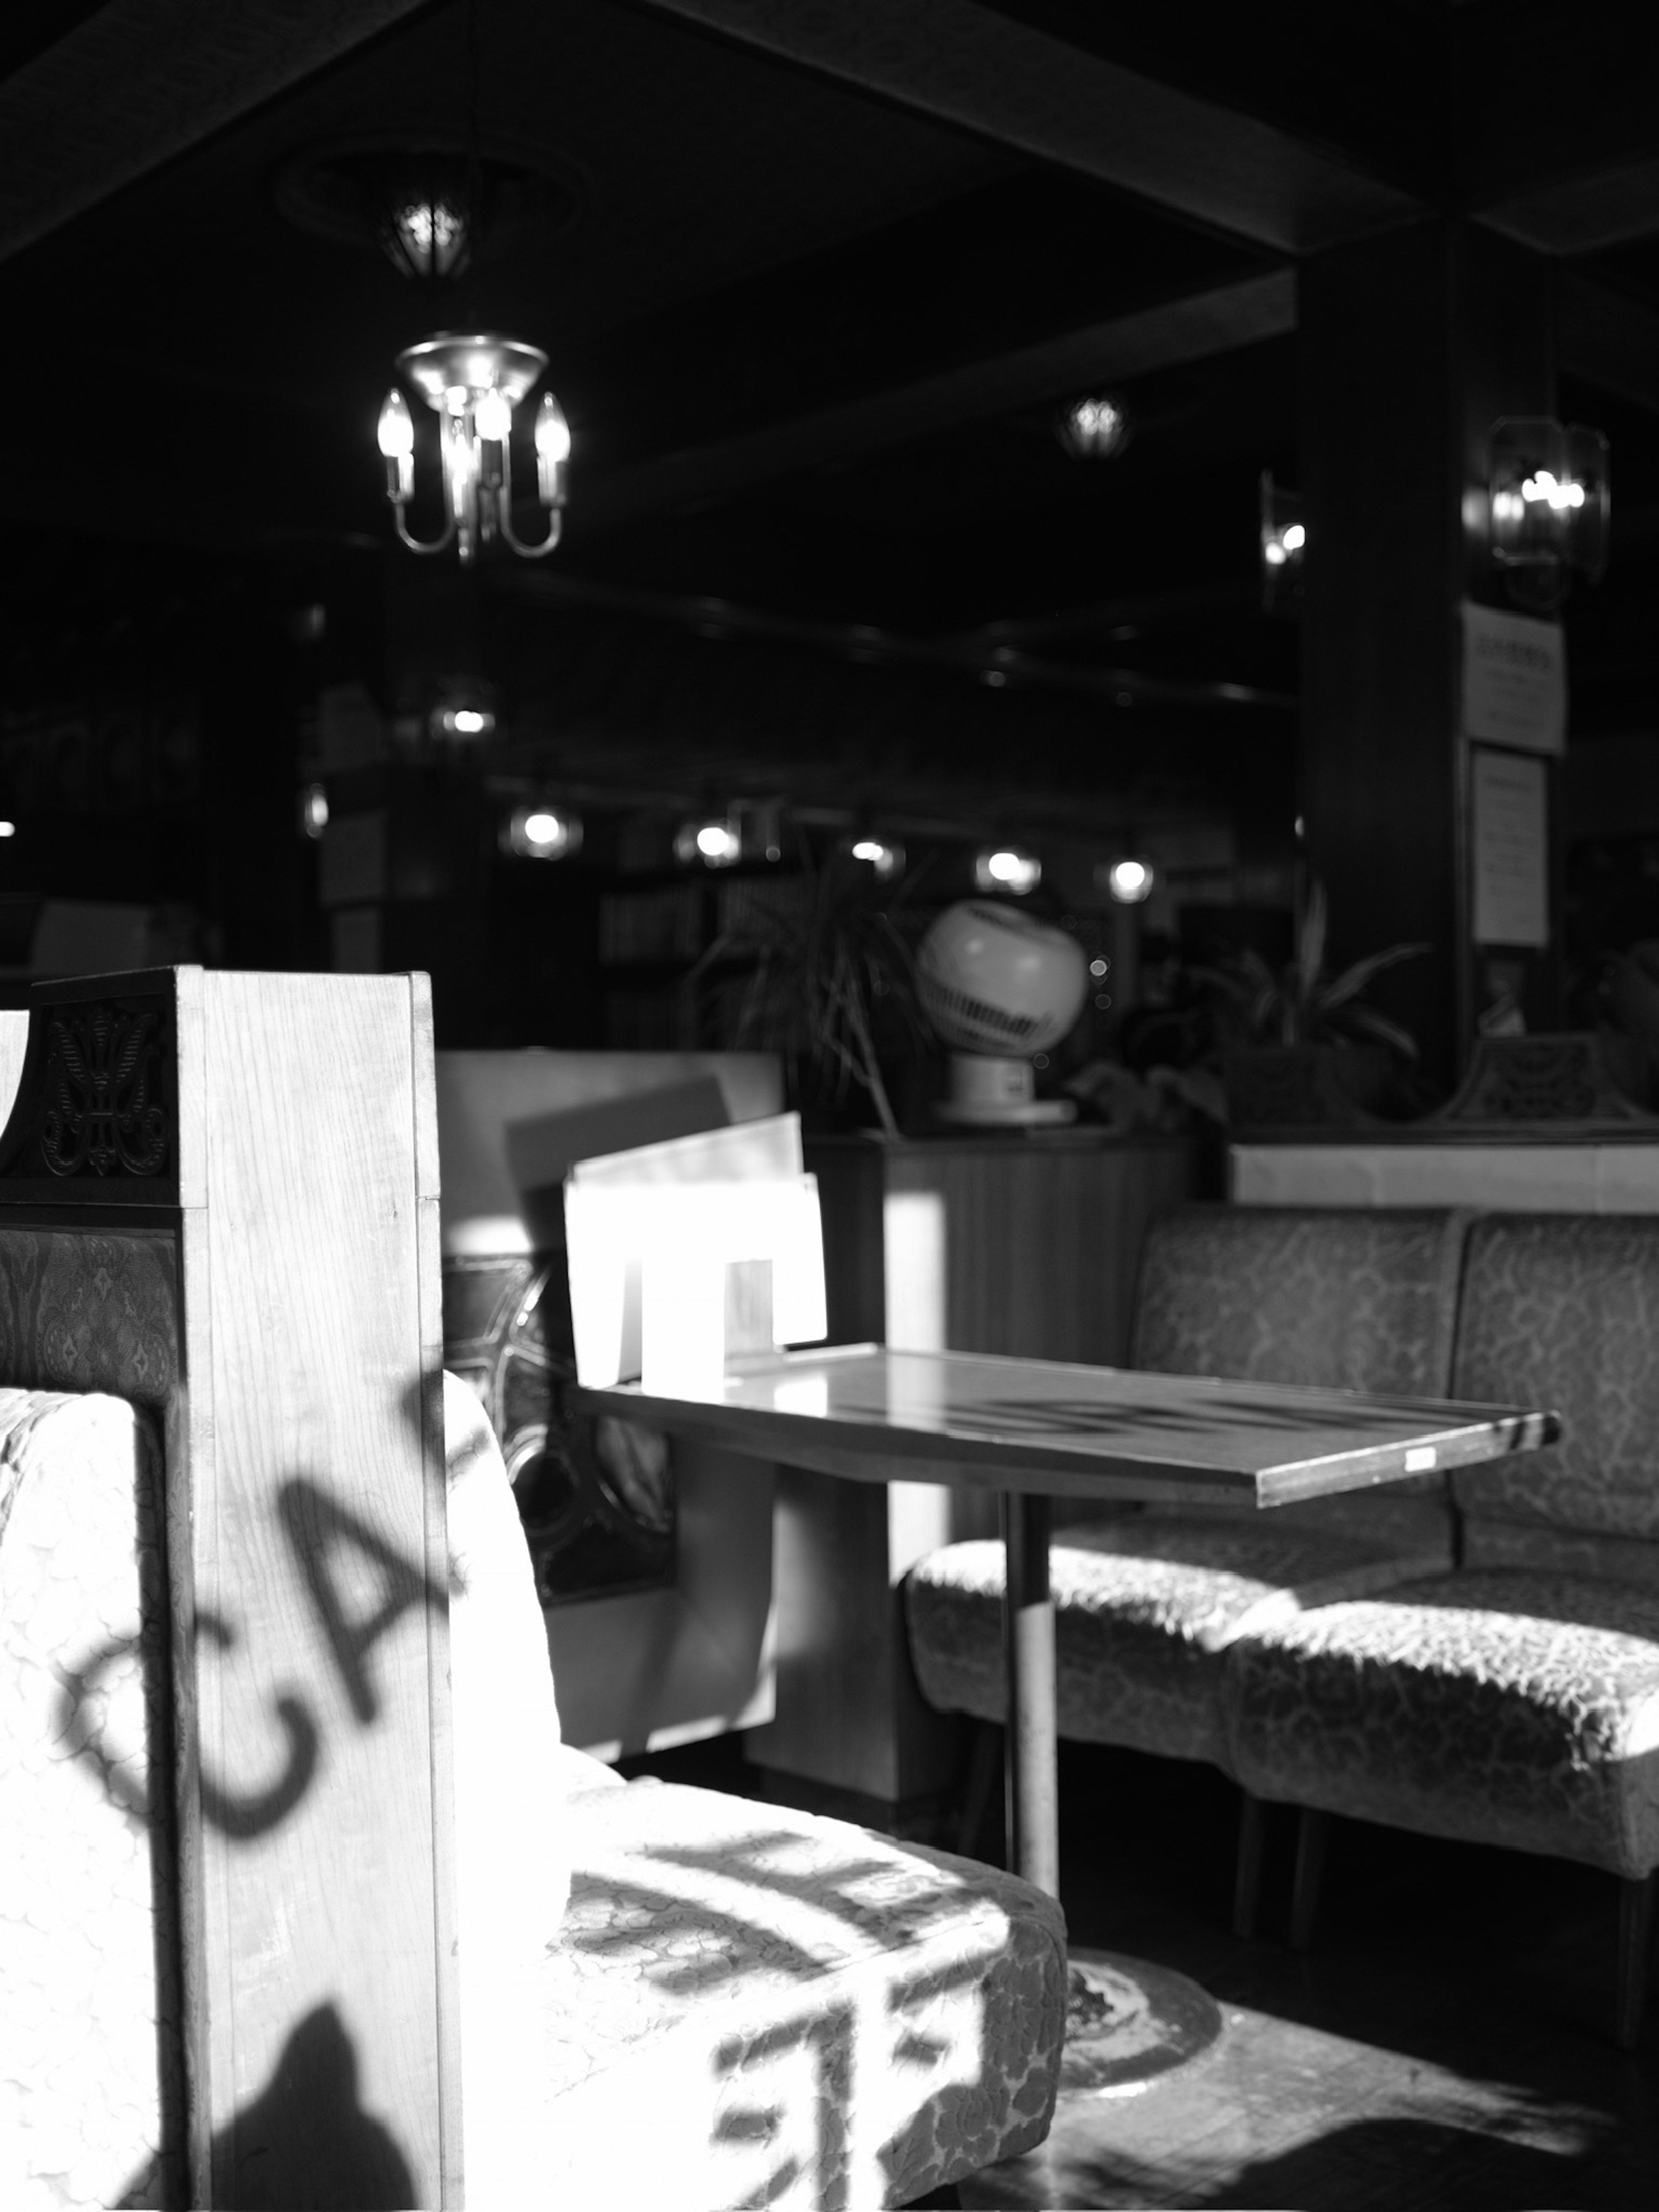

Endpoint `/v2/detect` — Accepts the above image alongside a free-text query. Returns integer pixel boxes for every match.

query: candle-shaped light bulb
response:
[377,388,415,504]
[535,391,570,506]
[377,389,414,458]
[474,386,512,444]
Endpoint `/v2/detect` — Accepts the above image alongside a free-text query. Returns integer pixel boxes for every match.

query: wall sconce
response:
[1488,417,1610,610]
[974,844,1042,896]
[504,802,582,861]
[674,813,742,868]
[1260,472,1305,615]
[377,332,569,567]
[1056,394,1130,460]
[1098,856,1156,905]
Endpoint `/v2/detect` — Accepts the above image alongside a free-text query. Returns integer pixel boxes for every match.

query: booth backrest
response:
[1130,1204,1470,1551]
[1132,1204,1469,1396]
[0,1389,181,2212]
[1452,1213,1659,1582]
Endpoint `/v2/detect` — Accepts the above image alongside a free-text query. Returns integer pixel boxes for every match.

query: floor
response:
[639,1733,1659,2210]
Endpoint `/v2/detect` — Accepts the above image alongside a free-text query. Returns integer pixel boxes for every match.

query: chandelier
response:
[376,332,569,566]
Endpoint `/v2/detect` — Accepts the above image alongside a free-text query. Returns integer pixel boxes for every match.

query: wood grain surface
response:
[178,969,460,2208]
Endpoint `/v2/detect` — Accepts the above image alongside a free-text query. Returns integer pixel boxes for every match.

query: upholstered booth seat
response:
[1224,1568,1659,1876]
[907,1519,1456,1771]
[904,1206,1467,1792]
[3,1372,1065,2209]
[1220,1213,1659,2041]
[537,1773,1066,2209]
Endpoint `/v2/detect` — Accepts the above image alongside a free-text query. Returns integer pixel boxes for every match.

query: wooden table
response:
[570,1344,1560,1897]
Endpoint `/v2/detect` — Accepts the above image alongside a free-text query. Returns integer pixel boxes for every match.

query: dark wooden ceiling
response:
[4,0,1659,836]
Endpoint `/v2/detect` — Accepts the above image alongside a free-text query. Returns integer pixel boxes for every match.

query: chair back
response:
[1452,1213,1659,1583]
[1130,1203,1471,1552]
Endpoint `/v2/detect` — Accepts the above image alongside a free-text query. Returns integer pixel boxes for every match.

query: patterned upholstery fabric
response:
[906,1520,1454,1769]
[1224,1569,1659,1878]
[1132,1204,1468,1539]
[0,1389,182,2212]
[1450,1214,1659,1541]
[534,1778,1067,2210]
[904,1206,1465,1772]
[1462,1514,1659,1595]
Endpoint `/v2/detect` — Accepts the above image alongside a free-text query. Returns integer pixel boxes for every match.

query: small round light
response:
[506,803,582,861]
[674,816,741,868]
[974,845,1041,896]
[1282,521,1306,553]
[848,835,905,883]
[1103,857,1155,905]
[298,785,328,840]
[0,820,16,839]
[1088,957,1109,979]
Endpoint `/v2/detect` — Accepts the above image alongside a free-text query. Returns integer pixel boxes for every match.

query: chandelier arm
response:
[497,498,563,559]
[392,505,459,557]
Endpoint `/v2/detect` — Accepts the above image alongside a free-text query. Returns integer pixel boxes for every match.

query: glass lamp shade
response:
[1489,417,1610,584]
[367,154,478,282]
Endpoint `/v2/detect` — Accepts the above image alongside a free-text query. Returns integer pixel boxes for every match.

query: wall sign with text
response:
[1461,602,1566,755]
[1471,747,1549,948]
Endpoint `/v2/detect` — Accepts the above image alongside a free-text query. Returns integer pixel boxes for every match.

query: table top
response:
[567,1344,1561,1508]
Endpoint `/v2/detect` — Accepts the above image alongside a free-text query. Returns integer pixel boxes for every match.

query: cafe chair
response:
[904,1205,1469,1928]
[1,1370,1068,2209]
[1223,1212,1659,2048]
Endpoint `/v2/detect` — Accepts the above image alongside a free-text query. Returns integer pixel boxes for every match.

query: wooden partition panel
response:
[0,968,459,2209]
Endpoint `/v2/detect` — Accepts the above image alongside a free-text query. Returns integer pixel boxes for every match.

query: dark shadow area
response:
[206,2003,416,2211]
[1178,2114,1612,2212]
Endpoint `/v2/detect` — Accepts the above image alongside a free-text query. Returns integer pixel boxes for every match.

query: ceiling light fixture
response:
[844,833,906,883]
[505,802,582,860]
[1057,395,1130,460]
[1101,856,1156,905]
[974,845,1042,897]
[674,813,742,869]
[377,332,569,566]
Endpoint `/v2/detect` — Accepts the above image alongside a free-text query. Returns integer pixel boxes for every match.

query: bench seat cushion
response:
[906,1518,1449,1770]
[528,1778,1067,2211]
[1224,1569,1659,1878]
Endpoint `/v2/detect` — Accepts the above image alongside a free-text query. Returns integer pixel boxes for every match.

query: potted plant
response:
[1198,881,1427,1128]
[692,849,934,1138]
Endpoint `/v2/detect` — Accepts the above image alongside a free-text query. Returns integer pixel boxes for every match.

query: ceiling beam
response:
[1483,159,1659,257]
[490,565,1295,712]
[578,269,1296,528]
[633,0,1422,255]
[0,0,431,267]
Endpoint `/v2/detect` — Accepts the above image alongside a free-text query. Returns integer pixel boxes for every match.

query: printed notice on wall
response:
[1461,601,1567,754]
[1472,747,1549,947]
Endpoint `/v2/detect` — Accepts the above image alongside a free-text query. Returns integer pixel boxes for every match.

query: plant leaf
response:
[1316,942,1429,1013]
[1338,1004,1421,1060]
[1296,880,1328,1010]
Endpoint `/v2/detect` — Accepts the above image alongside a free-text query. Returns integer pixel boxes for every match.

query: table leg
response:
[1001,1489,1058,1895]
